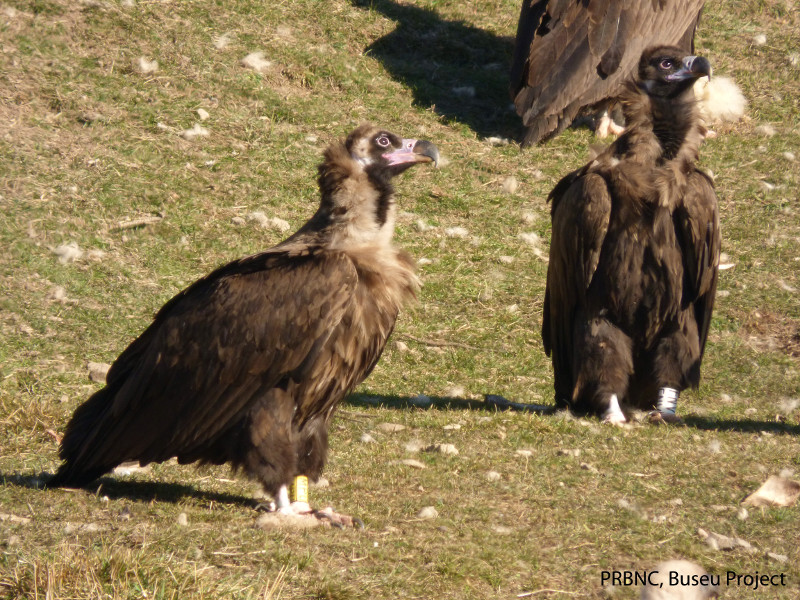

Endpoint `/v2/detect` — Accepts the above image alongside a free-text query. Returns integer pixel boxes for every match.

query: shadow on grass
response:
[347,393,800,436]
[2,473,258,508]
[345,391,555,413]
[351,0,519,140]
[683,416,800,436]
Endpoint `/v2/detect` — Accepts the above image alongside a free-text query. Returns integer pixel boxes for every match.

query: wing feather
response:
[511,0,707,146]
[58,250,359,475]
[674,170,719,355]
[543,170,612,400]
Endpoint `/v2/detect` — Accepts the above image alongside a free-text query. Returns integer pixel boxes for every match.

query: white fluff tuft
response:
[694,76,747,123]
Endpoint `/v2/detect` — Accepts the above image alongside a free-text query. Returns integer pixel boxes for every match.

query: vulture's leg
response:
[294,417,362,528]
[574,317,633,423]
[602,394,627,425]
[647,316,700,424]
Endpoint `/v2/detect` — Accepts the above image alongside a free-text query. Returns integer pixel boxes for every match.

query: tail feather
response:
[47,385,121,488]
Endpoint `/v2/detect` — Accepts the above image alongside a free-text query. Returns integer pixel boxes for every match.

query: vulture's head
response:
[637,45,712,99]
[344,123,440,175]
[314,124,438,245]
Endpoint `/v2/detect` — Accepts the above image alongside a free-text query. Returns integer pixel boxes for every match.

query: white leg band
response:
[657,387,679,415]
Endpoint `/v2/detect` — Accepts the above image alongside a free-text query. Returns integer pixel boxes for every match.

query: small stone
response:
[377,423,406,433]
[444,226,469,238]
[394,340,409,352]
[409,394,432,408]
[502,176,519,194]
[359,433,376,444]
[754,124,776,137]
[176,512,189,526]
[742,475,800,507]
[180,124,209,141]
[737,507,749,520]
[53,242,84,264]
[414,219,433,232]
[783,152,796,161]
[196,108,210,121]
[87,362,110,383]
[486,471,501,482]
[416,506,438,519]
[753,33,767,46]
[557,448,581,457]
[241,51,272,72]
[443,423,461,431]
[498,255,514,264]
[766,552,788,563]
[231,216,246,226]
[759,181,776,192]
[424,443,458,456]
[491,525,513,535]
[135,57,158,74]
[516,450,533,458]
[404,440,424,453]
[580,462,598,473]
[399,459,426,469]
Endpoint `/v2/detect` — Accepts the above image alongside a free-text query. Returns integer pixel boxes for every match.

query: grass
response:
[1,0,799,598]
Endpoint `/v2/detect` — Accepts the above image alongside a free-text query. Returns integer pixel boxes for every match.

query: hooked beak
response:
[383,139,440,169]
[666,55,712,82]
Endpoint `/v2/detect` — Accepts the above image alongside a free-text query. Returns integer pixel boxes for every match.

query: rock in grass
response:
[416,506,438,519]
[697,528,754,552]
[359,433,376,444]
[241,51,272,72]
[134,56,158,74]
[742,475,800,507]
[180,124,209,141]
[424,443,458,456]
[87,362,110,383]
[176,512,189,526]
[486,471,501,482]
[53,242,84,264]
[377,423,405,433]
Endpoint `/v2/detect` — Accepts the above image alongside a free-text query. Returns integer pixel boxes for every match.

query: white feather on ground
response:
[694,76,747,123]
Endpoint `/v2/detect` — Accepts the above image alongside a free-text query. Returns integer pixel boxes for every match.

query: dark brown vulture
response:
[509,0,705,146]
[541,46,719,424]
[48,124,439,525]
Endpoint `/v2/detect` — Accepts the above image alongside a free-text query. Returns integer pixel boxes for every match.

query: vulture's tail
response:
[47,383,122,488]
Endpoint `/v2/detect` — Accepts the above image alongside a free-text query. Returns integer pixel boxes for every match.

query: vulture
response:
[48,124,439,525]
[541,46,720,424]
[509,0,705,146]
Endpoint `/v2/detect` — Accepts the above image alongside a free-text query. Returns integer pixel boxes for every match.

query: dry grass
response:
[1,0,799,598]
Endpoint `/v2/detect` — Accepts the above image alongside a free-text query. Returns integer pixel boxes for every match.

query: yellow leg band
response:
[290,475,308,503]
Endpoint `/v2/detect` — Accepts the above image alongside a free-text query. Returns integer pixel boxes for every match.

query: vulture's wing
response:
[674,171,719,355]
[510,0,705,146]
[543,170,612,398]
[60,251,359,473]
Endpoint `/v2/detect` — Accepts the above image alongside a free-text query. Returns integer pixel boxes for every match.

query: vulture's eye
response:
[659,58,674,70]
[375,135,391,148]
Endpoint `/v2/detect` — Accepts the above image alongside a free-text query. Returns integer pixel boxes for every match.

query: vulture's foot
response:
[601,394,627,426]
[647,410,685,425]
[595,113,625,138]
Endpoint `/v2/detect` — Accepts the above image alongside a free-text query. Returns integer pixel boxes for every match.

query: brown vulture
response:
[48,124,439,525]
[509,0,705,146]
[541,46,719,424]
